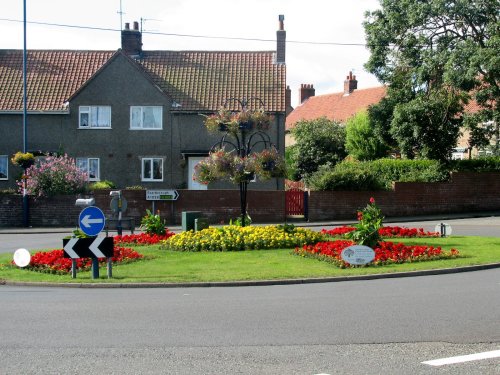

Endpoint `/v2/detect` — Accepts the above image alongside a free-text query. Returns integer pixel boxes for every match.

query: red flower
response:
[369,197,375,204]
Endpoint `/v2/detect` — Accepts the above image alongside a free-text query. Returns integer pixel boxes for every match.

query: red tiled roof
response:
[0,49,286,113]
[0,50,115,111]
[286,86,387,130]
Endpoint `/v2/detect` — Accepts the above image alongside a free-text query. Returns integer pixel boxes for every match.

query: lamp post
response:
[22,0,29,227]
[210,98,275,227]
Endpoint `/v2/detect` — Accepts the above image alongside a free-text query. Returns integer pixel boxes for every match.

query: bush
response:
[308,159,449,191]
[21,154,88,197]
[140,209,166,235]
[450,157,500,172]
[89,180,115,190]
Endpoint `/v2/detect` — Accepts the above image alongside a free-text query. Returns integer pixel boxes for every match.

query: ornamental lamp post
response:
[208,98,280,227]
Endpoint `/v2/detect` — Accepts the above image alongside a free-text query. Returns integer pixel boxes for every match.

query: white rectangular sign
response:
[146,189,179,201]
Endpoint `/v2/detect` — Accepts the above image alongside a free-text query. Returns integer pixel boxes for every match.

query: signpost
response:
[78,206,105,237]
[146,189,179,201]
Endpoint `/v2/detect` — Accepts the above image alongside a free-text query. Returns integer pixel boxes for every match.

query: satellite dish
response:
[13,248,31,267]
[435,223,452,237]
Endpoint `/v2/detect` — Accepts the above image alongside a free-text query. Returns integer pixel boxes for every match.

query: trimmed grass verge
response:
[0,236,499,284]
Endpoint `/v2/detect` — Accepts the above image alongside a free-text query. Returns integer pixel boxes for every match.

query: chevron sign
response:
[63,237,114,259]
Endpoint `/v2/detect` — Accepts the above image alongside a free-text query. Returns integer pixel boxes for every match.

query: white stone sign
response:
[341,245,375,265]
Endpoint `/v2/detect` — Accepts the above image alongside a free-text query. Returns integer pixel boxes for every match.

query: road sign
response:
[146,189,179,201]
[79,206,105,236]
[341,245,375,265]
[63,237,114,259]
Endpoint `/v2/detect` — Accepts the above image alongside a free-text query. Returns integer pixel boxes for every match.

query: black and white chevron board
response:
[63,237,114,259]
[63,237,114,279]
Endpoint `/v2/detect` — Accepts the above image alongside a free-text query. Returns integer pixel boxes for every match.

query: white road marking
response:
[422,350,500,366]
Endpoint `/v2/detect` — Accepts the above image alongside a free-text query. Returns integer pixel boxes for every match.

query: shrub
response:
[140,209,166,235]
[450,157,500,172]
[308,159,449,191]
[20,154,88,197]
[89,180,115,190]
[344,197,384,248]
[125,185,146,190]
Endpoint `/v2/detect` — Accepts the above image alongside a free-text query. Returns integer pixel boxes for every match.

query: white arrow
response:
[64,238,80,259]
[89,237,106,258]
[81,215,104,228]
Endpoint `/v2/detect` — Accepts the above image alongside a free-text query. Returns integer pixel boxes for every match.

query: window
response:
[142,158,163,181]
[79,106,111,128]
[76,157,100,181]
[130,106,162,129]
[0,155,7,179]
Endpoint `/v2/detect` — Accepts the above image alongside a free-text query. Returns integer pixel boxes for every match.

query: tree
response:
[345,111,388,160]
[364,0,499,160]
[289,117,346,180]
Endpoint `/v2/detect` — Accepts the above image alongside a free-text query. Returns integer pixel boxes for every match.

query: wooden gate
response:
[285,189,306,218]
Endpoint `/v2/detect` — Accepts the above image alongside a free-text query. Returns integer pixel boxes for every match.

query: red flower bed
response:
[24,246,143,274]
[294,240,459,268]
[322,226,439,238]
[114,231,175,245]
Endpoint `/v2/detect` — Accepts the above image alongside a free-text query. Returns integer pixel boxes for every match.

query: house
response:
[0,18,287,191]
[285,72,386,146]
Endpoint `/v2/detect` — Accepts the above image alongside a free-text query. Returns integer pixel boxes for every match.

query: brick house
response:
[285,72,496,159]
[0,18,287,191]
[285,72,386,146]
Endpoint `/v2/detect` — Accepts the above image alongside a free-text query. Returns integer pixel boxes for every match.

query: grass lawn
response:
[0,236,499,284]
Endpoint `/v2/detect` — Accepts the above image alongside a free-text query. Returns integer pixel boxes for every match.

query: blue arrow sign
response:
[79,206,105,236]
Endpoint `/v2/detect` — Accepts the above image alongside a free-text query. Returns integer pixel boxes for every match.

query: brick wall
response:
[1,172,499,227]
[308,172,500,220]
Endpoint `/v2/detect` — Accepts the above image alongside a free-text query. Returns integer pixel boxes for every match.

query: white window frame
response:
[79,106,111,128]
[130,106,163,130]
[76,157,100,181]
[0,155,8,180]
[142,157,163,182]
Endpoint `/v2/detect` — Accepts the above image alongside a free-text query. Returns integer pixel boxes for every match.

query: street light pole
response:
[22,0,29,227]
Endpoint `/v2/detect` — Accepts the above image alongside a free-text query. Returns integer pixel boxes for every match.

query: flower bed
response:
[322,226,440,238]
[294,240,460,268]
[115,231,175,245]
[24,246,143,274]
[162,225,325,252]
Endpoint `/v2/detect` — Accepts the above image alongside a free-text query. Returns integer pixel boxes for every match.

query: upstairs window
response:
[76,157,100,181]
[0,155,7,179]
[142,158,163,181]
[130,106,162,129]
[79,106,111,128]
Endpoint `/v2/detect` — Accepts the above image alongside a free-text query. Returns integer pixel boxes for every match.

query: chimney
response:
[285,85,293,115]
[344,71,358,95]
[276,15,286,64]
[121,21,142,56]
[299,84,315,104]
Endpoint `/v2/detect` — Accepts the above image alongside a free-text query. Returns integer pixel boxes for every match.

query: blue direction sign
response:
[79,206,105,236]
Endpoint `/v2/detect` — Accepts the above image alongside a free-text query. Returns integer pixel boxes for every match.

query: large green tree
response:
[364,0,500,160]
[288,117,346,181]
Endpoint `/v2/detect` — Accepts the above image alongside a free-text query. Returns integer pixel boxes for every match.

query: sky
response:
[1,0,382,107]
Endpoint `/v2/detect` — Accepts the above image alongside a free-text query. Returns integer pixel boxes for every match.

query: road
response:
[1,269,499,374]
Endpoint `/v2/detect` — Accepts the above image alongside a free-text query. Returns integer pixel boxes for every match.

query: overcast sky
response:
[1,0,382,106]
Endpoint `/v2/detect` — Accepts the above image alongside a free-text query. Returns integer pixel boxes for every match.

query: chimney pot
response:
[299,83,315,104]
[344,71,358,95]
[133,21,139,31]
[124,22,130,30]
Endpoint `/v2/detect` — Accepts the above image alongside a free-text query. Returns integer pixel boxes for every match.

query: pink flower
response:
[369,197,375,204]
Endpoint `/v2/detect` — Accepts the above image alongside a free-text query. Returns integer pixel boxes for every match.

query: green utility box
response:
[182,211,201,231]
[194,217,209,232]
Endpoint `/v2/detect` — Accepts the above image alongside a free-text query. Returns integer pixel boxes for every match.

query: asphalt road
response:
[1,269,499,374]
